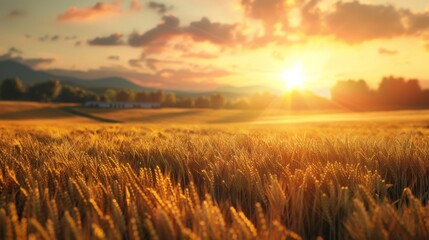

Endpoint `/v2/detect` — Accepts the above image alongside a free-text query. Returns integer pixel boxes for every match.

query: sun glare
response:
[281,64,307,91]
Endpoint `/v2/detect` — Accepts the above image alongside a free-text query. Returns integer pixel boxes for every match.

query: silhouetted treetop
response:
[332,76,429,110]
[0,78,25,100]
[27,80,62,102]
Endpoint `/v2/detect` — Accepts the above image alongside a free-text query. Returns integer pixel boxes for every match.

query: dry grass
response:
[3,101,429,125]
[0,123,429,239]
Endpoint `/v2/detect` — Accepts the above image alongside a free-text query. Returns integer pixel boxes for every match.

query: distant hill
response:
[0,60,143,90]
[0,60,286,98]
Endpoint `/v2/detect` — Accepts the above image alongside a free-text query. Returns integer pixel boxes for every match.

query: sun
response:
[281,64,307,91]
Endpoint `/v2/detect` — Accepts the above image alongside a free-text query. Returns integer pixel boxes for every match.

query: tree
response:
[57,85,99,103]
[116,90,133,102]
[378,76,423,108]
[210,93,225,109]
[163,93,176,107]
[422,90,429,107]
[176,97,194,108]
[0,78,25,100]
[27,80,62,102]
[135,90,147,102]
[104,89,117,102]
[227,98,249,109]
[195,96,211,108]
[149,90,164,103]
[331,79,375,110]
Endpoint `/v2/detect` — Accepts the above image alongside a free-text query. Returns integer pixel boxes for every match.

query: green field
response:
[1,102,429,239]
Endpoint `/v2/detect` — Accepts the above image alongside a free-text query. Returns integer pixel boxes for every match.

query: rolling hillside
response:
[0,60,143,90]
[0,60,287,98]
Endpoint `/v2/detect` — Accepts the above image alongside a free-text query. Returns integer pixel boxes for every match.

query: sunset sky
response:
[1,0,429,95]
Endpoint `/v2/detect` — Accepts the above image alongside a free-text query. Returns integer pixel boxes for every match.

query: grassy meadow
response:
[1,103,429,239]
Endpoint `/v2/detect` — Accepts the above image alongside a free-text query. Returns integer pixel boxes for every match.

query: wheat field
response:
[1,122,429,240]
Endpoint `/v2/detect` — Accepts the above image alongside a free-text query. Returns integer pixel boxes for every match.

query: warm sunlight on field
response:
[2,0,429,239]
[1,122,429,239]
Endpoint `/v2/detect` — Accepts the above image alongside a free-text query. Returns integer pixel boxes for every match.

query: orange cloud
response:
[182,51,218,59]
[326,1,405,44]
[128,52,183,71]
[240,0,288,33]
[57,2,122,22]
[407,12,429,34]
[130,0,143,12]
[88,33,124,46]
[128,15,181,47]
[187,18,237,45]
[148,1,171,15]
[237,1,429,46]
[128,15,238,50]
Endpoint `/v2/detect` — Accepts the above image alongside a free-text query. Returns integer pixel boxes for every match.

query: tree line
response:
[331,76,429,110]
[3,76,429,111]
[0,78,98,103]
[0,77,335,110]
[0,78,229,109]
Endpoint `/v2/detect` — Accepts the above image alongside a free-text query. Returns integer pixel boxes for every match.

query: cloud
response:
[128,15,238,50]
[407,12,429,34]
[88,33,124,46]
[128,53,182,71]
[38,35,62,42]
[181,51,218,59]
[299,0,324,35]
[378,48,398,55]
[57,1,122,22]
[22,58,56,68]
[108,55,120,61]
[8,9,25,17]
[173,42,219,59]
[157,67,231,79]
[148,1,171,15]
[130,0,143,12]
[240,0,288,33]
[8,47,22,55]
[51,35,60,41]
[311,1,429,44]
[236,0,429,45]
[0,47,55,68]
[129,59,144,68]
[238,0,325,46]
[145,58,182,71]
[325,1,405,44]
[128,15,181,47]
[187,18,237,45]
[39,35,49,41]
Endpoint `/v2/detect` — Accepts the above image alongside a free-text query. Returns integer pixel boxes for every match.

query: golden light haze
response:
[1,0,429,93]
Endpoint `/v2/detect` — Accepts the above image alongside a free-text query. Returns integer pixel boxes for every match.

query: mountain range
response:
[0,60,142,90]
[0,60,282,97]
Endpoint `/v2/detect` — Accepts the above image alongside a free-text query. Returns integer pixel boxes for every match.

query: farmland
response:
[0,102,429,239]
[2,101,429,125]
